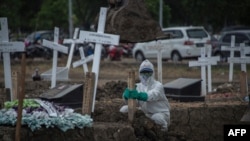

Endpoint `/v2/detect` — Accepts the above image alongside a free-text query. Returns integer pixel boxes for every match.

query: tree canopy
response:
[1,0,250,35]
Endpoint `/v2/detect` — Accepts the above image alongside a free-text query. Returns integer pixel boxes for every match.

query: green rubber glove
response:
[130,89,148,101]
[123,88,130,100]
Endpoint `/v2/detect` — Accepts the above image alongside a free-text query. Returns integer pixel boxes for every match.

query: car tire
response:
[135,52,145,62]
[171,51,181,62]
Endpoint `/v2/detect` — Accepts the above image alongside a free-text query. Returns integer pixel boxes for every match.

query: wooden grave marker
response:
[79,7,120,112]
[82,72,95,115]
[41,27,68,88]
[128,70,136,122]
[0,17,25,100]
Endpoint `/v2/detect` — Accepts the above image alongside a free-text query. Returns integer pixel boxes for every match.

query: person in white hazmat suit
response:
[119,59,171,131]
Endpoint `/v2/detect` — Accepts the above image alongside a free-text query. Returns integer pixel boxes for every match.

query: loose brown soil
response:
[0,57,249,141]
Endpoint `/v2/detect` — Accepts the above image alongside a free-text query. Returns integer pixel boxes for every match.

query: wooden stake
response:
[15,53,26,141]
[128,71,136,122]
[240,71,247,98]
[82,72,95,115]
[12,71,20,100]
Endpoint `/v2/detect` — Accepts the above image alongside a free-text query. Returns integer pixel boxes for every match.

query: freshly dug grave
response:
[0,80,249,141]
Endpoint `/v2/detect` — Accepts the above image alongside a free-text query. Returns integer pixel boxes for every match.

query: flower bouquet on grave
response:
[0,99,93,132]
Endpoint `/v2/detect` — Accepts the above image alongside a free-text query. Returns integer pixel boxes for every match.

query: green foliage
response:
[0,0,22,31]
[4,99,40,109]
[1,0,250,34]
[145,0,171,27]
[34,0,68,30]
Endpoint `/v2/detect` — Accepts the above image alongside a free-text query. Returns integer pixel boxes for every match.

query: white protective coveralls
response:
[120,59,171,131]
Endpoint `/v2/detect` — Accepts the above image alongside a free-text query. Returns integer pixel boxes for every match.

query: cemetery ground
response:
[0,57,250,141]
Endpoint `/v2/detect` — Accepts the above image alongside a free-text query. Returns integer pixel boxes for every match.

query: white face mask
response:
[140,72,153,86]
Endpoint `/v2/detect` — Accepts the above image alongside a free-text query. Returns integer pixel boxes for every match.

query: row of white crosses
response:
[189,46,220,96]
[63,27,93,73]
[221,35,250,82]
[142,38,219,96]
[42,27,93,87]
[0,17,25,100]
[41,7,119,112]
[221,35,250,95]
[41,27,94,88]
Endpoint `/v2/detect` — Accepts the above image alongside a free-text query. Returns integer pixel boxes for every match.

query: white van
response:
[132,26,211,62]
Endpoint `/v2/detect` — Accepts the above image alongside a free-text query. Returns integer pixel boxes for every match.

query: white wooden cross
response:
[0,17,25,100]
[72,47,94,74]
[227,44,250,95]
[42,27,68,88]
[222,36,250,82]
[63,27,92,73]
[79,7,120,112]
[63,28,84,69]
[189,47,218,95]
[145,39,170,83]
[221,36,238,82]
[199,46,220,93]
[221,36,237,82]
[227,44,250,71]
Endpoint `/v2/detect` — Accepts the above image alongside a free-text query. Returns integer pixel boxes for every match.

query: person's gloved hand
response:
[123,88,130,100]
[130,89,148,101]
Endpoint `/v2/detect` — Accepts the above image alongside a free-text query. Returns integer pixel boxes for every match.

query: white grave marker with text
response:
[79,7,120,112]
[0,17,25,100]
[189,47,218,95]
[199,46,220,92]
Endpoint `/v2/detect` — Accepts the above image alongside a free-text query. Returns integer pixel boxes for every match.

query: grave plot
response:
[39,7,120,112]
[164,46,219,101]
[39,28,86,107]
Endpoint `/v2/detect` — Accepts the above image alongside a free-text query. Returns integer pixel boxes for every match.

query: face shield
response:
[139,60,154,86]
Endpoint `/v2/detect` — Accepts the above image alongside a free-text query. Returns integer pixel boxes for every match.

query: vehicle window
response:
[222,33,250,44]
[27,33,35,40]
[235,33,249,44]
[186,29,208,38]
[164,30,183,39]
[222,34,234,43]
[40,32,53,40]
